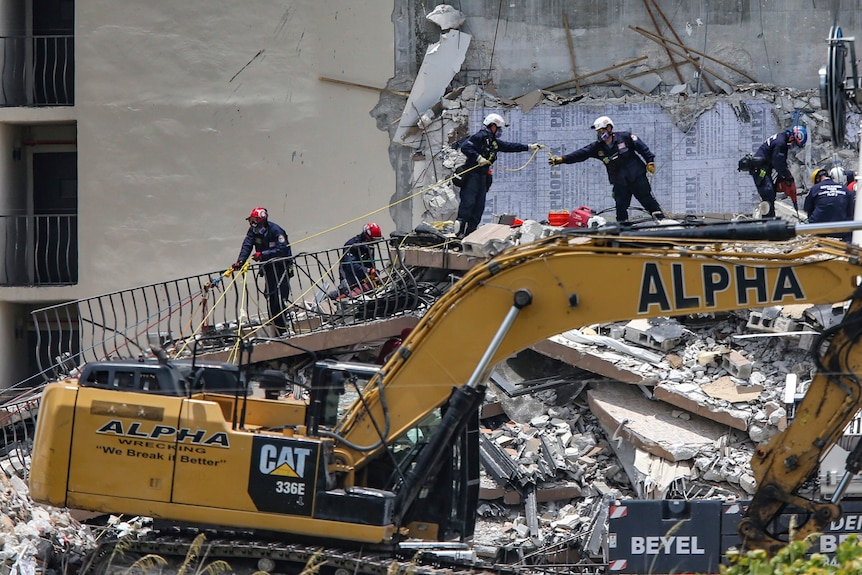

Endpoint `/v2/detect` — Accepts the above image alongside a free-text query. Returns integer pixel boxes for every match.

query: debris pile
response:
[0,472,95,574]
[469,302,835,561]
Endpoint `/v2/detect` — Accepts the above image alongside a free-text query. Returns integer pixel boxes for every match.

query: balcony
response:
[28,239,439,383]
[0,214,77,285]
[0,35,74,107]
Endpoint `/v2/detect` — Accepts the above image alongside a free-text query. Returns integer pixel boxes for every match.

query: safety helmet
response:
[811,168,828,185]
[246,206,268,225]
[829,166,847,185]
[483,113,507,129]
[363,222,382,240]
[788,125,807,148]
[592,116,613,131]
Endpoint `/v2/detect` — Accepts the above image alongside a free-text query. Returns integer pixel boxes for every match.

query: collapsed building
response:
[4,3,862,574]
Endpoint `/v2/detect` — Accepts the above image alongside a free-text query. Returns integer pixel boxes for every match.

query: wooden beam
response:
[318,76,410,97]
[562,13,579,93]
[526,55,648,97]
[630,25,756,83]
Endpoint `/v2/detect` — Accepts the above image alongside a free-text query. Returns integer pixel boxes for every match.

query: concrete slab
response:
[461,223,515,257]
[200,315,420,363]
[532,336,657,386]
[400,246,485,271]
[587,382,727,462]
[653,383,750,431]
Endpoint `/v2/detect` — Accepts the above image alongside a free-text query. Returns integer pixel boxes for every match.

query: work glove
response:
[252,251,262,261]
[477,156,491,167]
[646,162,656,174]
[548,156,564,166]
[528,143,542,151]
[231,262,243,271]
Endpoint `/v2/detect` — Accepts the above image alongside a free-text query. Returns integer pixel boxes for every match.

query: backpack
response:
[738,154,765,173]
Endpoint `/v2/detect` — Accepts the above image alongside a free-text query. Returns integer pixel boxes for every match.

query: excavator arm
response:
[740,288,862,554]
[330,220,862,551]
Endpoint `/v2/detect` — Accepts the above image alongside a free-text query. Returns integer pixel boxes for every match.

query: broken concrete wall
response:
[405,85,849,226]
[385,2,861,231]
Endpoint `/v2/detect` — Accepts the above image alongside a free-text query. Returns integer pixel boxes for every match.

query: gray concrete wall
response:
[440,1,856,97]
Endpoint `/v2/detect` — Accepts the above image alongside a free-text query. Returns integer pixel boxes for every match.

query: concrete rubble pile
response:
[469,300,837,560]
[0,472,95,575]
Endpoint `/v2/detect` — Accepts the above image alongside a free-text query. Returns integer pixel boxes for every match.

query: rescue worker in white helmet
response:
[455,113,542,238]
[549,116,665,224]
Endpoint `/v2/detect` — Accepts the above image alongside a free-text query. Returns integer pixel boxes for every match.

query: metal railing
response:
[29,239,439,383]
[0,214,77,285]
[0,35,74,107]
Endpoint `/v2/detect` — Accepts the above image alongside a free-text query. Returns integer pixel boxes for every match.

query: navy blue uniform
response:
[751,132,795,218]
[458,126,529,234]
[237,221,293,332]
[558,131,663,223]
[339,233,377,290]
[804,177,855,241]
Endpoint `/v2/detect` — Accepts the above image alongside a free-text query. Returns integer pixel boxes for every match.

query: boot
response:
[455,219,467,239]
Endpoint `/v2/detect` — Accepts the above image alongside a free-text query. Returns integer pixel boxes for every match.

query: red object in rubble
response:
[567,206,594,228]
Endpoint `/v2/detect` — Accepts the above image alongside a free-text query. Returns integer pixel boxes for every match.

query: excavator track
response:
[81,528,604,575]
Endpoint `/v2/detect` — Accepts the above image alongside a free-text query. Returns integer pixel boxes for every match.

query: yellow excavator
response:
[27,219,862,570]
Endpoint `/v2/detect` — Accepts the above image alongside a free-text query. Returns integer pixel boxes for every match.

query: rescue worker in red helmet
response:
[748,126,807,218]
[329,223,383,299]
[232,207,294,334]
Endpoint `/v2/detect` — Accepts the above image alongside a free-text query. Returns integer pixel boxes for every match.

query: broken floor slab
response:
[532,335,658,386]
[653,381,751,431]
[587,381,727,462]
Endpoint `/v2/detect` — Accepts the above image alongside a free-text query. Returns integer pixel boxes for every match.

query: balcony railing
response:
[0,214,77,286]
[28,239,442,383]
[0,35,74,107]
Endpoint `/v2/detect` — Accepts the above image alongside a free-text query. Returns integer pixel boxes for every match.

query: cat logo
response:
[258,443,312,478]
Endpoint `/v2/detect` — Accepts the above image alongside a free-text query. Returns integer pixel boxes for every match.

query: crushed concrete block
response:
[623,72,662,95]
[798,332,817,351]
[745,307,799,333]
[721,350,753,379]
[623,319,682,352]
[698,351,722,366]
[461,223,515,257]
[701,376,763,403]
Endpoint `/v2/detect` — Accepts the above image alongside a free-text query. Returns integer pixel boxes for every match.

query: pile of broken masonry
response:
[468,295,842,562]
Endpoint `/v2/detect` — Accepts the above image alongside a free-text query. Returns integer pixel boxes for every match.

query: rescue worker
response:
[549,116,665,224]
[805,167,855,241]
[456,113,541,238]
[829,166,848,185]
[232,207,294,333]
[749,126,807,218]
[846,169,857,192]
[330,223,383,299]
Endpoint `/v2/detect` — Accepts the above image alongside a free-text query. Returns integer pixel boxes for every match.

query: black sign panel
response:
[248,436,319,515]
[610,499,862,574]
[607,500,723,574]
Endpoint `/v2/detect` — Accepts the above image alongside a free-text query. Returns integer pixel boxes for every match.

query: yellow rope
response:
[180,144,547,351]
